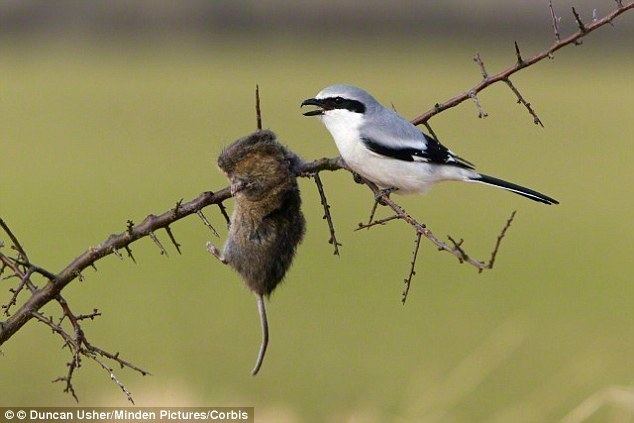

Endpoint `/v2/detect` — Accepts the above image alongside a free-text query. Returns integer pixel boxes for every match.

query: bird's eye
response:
[334,97,344,104]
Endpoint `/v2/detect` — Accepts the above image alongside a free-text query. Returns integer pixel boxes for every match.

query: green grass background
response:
[1,31,634,422]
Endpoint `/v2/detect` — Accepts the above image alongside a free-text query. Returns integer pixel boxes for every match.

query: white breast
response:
[320,110,475,194]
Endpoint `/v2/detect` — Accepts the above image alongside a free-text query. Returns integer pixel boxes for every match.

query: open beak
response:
[301,98,325,116]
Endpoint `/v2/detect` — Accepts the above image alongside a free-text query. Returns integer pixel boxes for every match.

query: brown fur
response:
[218,129,305,296]
[213,129,305,375]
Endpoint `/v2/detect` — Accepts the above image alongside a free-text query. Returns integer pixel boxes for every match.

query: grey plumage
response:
[302,84,558,204]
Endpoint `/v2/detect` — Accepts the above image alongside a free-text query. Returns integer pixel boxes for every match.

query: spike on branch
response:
[474,52,489,79]
[514,41,524,66]
[549,1,562,42]
[196,210,219,237]
[255,84,262,130]
[164,226,182,254]
[148,232,168,256]
[572,7,588,33]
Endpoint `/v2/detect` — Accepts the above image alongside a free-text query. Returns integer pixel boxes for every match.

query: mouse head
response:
[218,130,295,200]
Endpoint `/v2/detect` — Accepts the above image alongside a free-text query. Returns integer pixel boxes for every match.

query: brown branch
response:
[486,210,517,271]
[503,78,543,127]
[474,52,489,79]
[356,214,400,231]
[313,173,341,256]
[549,0,562,42]
[358,177,506,271]
[410,2,634,125]
[0,218,29,261]
[402,232,422,305]
[0,188,230,346]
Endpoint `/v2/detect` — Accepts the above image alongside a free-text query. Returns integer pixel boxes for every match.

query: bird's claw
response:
[374,187,397,204]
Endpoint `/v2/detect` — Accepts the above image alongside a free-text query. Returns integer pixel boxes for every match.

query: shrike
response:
[301,84,558,205]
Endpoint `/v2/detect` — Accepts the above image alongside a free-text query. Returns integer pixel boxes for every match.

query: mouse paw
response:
[206,242,227,264]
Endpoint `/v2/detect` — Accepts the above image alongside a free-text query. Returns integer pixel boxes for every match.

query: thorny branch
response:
[312,173,342,256]
[1,1,632,403]
[410,1,634,126]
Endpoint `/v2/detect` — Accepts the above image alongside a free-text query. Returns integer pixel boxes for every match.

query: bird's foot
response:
[374,187,397,204]
[363,187,397,226]
[206,242,227,264]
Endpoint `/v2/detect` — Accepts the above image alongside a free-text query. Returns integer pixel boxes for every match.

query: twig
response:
[447,236,469,264]
[402,232,422,305]
[549,1,562,42]
[148,231,168,256]
[410,2,634,125]
[486,211,517,271]
[313,173,341,256]
[572,7,587,33]
[423,122,440,143]
[196,210,220,237]
[514,41,524,66]
[503,79,543,126]
[0,218,29,261]
[474,52,489,79]
[469,91,488,119]
[218,203,231,228]
[356,215,400,231]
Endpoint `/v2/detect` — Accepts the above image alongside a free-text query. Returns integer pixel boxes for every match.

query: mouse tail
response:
[251,294,269,376]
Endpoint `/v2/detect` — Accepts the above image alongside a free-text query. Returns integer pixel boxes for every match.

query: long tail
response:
[251,294,269,376]
[469,173,559,205]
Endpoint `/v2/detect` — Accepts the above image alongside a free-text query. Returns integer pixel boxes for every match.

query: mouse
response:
[207,129,306,375]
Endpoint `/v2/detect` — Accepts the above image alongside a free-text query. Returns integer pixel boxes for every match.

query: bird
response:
[301,84,558,205]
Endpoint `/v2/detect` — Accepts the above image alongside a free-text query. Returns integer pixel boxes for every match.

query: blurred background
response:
[1,1,633,422]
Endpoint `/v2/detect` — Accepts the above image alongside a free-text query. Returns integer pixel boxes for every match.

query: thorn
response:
[164,226,182,255]
[514,41,524,66]
[572,7,587,33]
[172,198,184,217]
[196,210,220,237]
[473,52,488,79]
[126,220,134,236]
[124,246,136,263]
[112,248,123,260]
[255,84,262,130]
[549,1,562,42]
[149,232,168,257]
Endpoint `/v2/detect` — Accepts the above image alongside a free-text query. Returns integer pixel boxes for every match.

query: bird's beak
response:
[301,98,325,116]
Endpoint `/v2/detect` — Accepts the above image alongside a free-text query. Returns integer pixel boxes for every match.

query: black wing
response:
[361,132,475,170]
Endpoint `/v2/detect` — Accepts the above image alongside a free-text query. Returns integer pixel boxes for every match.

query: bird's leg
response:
[206,242,227,264]
[251,294,269,376]
[351,172,365,185]
[366,187,397,225]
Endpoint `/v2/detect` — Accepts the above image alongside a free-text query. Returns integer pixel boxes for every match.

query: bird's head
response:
[301,85,378,122]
